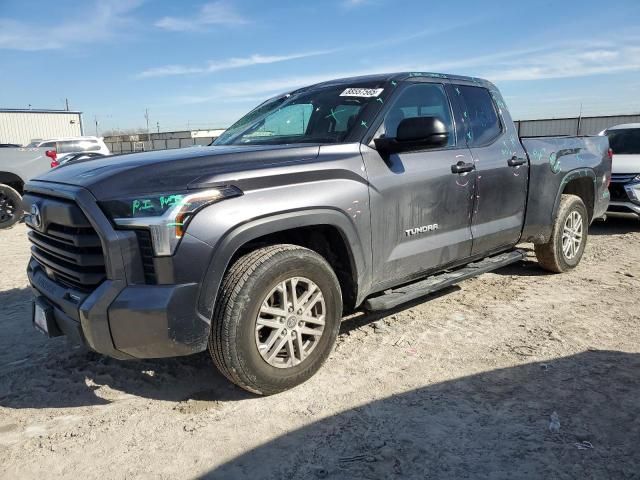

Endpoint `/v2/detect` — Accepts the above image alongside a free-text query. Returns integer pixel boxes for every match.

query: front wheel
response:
[209,245,342,395]
[0,185,22,230]
[535,194,588,273]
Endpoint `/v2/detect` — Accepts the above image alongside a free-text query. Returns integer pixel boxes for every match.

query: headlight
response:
[100,186,242,256]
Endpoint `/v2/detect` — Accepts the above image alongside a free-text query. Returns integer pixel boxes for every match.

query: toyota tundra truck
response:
[22,73,611,395]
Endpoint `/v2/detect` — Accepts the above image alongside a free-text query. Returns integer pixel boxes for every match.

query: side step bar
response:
[364,249,526,311]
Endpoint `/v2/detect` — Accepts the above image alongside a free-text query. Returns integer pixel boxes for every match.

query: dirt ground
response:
[1,217,639,479]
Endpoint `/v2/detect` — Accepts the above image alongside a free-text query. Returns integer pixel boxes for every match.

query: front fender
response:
[191,208,371,320]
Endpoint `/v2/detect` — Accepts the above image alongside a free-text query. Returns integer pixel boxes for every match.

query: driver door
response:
[362,82,475,290]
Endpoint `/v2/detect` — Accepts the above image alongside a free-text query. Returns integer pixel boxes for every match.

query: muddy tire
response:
[209,244,342,395]
[535,194,588,273]
[0,185,22,230]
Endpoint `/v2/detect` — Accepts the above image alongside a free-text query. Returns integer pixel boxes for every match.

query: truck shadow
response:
[200,350,640,479]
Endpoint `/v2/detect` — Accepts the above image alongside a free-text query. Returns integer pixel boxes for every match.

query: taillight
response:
[45,149,58,168]
[605,148,613,188]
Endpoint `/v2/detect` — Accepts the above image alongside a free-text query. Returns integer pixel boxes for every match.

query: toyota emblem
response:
[30,203,42,230]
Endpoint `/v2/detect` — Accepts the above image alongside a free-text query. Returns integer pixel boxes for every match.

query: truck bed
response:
[520,135,610,243]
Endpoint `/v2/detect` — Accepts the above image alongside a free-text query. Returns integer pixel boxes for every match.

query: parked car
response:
[23,72,610,394]
[601,124,640,216]
[0,143,21,148]
[0,147,58,229]
[26,136,110,162]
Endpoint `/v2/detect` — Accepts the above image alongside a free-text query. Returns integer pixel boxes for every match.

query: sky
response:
[1,0,639,134]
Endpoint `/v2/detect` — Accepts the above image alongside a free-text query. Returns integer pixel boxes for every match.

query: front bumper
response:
[607,180,640,216]
[24,181,214,359]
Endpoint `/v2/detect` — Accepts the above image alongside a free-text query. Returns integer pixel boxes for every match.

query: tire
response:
[209,244,343,395]
[0,184,22,230]
[535,194,588,273]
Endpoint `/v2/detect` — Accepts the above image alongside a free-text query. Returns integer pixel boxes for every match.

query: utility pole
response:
[577,103,583,136]
[65,98,70,111]
[144,108,150,137]
[94,116,99,136]
[156,121,160,133]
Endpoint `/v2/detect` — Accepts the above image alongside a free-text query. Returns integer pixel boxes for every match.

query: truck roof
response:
[296,72,492,92]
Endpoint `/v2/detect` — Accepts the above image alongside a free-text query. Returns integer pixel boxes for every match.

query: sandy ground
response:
[1,217,639,479]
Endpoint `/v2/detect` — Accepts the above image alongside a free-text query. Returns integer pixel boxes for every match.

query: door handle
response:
[508,156,527,167]
[451,161,475,174]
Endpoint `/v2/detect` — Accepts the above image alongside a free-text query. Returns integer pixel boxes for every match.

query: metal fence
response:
[102,115,640,154]
[515,114,640,137]
[103,129,225,154]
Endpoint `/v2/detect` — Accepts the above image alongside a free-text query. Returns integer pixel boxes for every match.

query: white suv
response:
[26,136,110,162]
[602,124,640,217]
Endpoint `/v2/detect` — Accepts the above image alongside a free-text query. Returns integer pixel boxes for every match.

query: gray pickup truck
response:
[0,147,55,228]
[22,72,610,394]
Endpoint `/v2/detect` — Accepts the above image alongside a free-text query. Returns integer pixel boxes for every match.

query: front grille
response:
[135,230,157,284]
[609,183,629,202]
[26,198,106,291]
[611,173,638,184]
[608,173,638,202]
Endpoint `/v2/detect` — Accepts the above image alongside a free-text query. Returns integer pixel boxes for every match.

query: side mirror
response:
[374,116,449,154]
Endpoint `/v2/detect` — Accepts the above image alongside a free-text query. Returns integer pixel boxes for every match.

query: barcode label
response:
[340,88,384,98]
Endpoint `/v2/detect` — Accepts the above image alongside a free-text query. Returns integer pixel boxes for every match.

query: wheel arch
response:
[196,209,370,321]
[554,169,596,223]
[0,172,25,193]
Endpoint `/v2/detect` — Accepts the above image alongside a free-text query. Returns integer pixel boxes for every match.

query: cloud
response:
[484,45,640,81]
[0,0,143,51]
[137,50,335,78]
[343,0,369,6]
[155,1,248,32]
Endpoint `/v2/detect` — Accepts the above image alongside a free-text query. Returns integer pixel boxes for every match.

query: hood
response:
[612,153,640,174]
[32,144,320,199]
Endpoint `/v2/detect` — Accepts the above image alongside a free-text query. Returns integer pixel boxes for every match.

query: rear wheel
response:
[0,185,21,230]
[535,194,588,273]
[209,245,342,395]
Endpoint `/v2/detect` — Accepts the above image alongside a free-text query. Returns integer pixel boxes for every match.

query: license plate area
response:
[32,298,62,337]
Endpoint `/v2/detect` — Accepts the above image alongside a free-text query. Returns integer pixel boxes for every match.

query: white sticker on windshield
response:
[340,88,384,98]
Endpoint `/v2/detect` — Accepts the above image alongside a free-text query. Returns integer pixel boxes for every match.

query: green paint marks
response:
[549,152,561,174]
[376,98,384,104]
[360,121,368,128]
[324,108,347,122]
[160,194,185,209]
[131,194,185,216]
[391,81,397,87]
[132,199,154,215]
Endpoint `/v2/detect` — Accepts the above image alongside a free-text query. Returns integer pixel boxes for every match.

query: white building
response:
[0,108,83,146]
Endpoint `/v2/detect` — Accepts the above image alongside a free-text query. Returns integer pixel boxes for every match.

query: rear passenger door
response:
[453,84,528,255]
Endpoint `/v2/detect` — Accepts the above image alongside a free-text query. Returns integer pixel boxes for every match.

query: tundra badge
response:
[405,224,439,237]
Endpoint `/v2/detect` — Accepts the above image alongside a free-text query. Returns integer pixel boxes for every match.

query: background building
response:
[0,108,83,145]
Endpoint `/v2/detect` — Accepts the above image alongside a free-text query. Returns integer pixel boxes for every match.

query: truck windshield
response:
[214,82,388,146]
[607,128,640,154]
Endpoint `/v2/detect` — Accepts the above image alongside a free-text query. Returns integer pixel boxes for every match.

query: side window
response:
[57,141,79,153]
[40,141,56,148]
[456,85,502,146]
[382,83,454,147]
[77,140,101,152]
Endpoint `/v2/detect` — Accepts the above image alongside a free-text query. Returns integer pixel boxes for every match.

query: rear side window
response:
[607,128,640,154]
[455,85,502,146]
[58,140,101,153]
